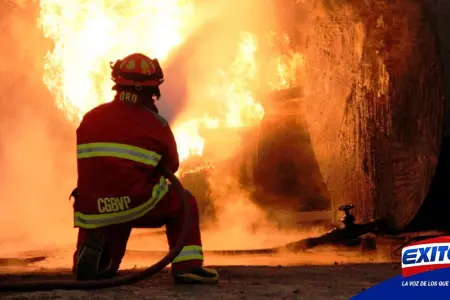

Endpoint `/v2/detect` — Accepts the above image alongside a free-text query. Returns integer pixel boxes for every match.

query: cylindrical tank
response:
[409,0,450,231]
[255,87,332,214]
[270,0,446,231]
[183,0,449,231]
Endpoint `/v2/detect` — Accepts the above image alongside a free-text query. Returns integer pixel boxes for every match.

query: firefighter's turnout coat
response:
[74,98,179,229]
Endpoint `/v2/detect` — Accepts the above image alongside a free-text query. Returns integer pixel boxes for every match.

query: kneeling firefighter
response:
[71,53,219,284]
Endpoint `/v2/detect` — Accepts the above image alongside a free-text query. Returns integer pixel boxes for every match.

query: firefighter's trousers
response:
[73,189,203,273]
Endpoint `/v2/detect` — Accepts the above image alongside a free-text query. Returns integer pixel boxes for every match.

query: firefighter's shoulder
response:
[81,102,110,121]
[150,111,169,128]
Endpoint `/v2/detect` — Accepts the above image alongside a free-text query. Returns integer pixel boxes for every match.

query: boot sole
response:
[173,274,219,284]
[76,231,106,281]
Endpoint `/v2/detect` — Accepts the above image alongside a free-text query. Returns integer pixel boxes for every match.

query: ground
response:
[0,262,400,299]
[0,231,417,299]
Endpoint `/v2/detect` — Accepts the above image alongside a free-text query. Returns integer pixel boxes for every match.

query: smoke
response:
[170,0,370,252]
[0,1,76,255]
[0,0,282,257]
[0,108,75,253]
[0,0,389,271]
[168,0,311,251]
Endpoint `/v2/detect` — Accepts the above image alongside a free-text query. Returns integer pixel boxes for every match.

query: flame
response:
[173,117,219,163]
[172,32,304,164]
[219,32,264,128]
[38,0,194,122]
[172,32,265,162]
[38,0,303,165]
[266,32,306,91]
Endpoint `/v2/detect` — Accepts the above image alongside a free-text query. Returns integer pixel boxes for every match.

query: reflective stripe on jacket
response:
[74,175,169,229]
[77,142,162,166]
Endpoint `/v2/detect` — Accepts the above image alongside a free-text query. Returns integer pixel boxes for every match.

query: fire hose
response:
[0,167,192,292]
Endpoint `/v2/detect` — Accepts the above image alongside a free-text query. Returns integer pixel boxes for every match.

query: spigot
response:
[338,204,356,228]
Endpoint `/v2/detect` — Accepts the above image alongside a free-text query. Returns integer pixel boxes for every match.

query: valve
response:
[338,204,356,228]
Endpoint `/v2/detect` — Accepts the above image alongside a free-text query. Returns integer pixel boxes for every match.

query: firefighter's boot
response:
[75,230,116,280]
[173,266,219,284]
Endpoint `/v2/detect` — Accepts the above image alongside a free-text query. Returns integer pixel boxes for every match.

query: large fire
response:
[172,32,265,162]
[38,0,303,165]
[39,0,195,122]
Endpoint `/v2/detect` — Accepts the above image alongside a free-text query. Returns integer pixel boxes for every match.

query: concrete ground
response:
[0,229,420,300]
[0,263,399,300]
[0,240,403,300]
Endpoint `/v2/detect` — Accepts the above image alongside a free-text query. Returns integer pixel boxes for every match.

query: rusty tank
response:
[259,0,449,231]
[182,0,450,231]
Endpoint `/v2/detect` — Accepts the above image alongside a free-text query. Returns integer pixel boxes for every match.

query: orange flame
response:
[172,32,265,162]
[38,0,194,122]
[38,1,303,165]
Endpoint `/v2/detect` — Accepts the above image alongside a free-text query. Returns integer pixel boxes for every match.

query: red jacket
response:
[74,99,179,229]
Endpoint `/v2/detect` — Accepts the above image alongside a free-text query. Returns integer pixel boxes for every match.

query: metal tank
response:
[268,0,447,231]
[178,0,450,232]
[253,87,332,225]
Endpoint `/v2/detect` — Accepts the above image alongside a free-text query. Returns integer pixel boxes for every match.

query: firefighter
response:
[71,53,219,284]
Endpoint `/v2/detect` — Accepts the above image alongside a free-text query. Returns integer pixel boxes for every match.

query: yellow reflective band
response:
[172,245,204,263]
[74,176,169,229]
[77,142,162,166]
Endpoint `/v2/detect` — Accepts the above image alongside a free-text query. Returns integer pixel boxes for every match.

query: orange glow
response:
[38,0,195,122]
[0,0,402,268]
[172,32,265,162]
[266,33,306,90]
[38,1,301,165]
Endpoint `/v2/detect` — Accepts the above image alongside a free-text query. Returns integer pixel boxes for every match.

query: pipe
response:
[0,167,192,292]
